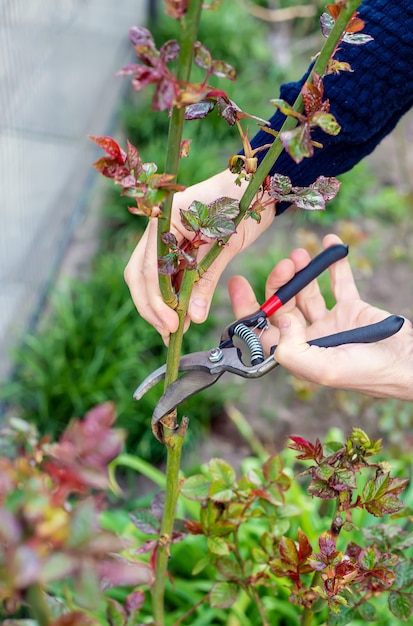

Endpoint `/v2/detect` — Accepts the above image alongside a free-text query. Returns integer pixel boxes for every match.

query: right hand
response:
[124,168,275,342]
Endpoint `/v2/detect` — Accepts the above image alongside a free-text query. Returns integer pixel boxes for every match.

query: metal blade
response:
[152,369,223,422]
[133,363,168,400]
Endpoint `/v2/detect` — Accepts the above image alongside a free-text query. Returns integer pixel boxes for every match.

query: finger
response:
[228,275,260,320]
[124,220,179,338]
[322,234,360,302]
[288,247,329,323]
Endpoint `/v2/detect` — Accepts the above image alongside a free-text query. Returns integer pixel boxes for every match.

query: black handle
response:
[261,244,348,317]
[270,315,404,355]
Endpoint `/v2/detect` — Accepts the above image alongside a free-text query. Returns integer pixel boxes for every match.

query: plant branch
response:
[158,1,204,308]
[198,0,363,275]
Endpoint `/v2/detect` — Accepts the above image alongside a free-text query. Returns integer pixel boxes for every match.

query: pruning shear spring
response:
[135,244,404,423]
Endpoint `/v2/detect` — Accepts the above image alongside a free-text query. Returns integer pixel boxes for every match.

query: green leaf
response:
[209,479,234,502]
[270,98,303,120]
[280,124,313,164]
[327,606,355,626]
[357,602,377,621]
[312,112,341,135]
[181,474,211,501]
[208,457,236,485]
[129,509,159,535]
[209,581,238,608]
[394,560,413,590]
[211,59,236,80]
[388,591,413,620]
[216,556,243,580]
[262,455,283,482]
[106,598,126,626]
[67,499,96,547]
[358,547,378,571]
[279,536,298,567]
[207,535,230,556]
[193,41,212,70]
[192,555,211,575]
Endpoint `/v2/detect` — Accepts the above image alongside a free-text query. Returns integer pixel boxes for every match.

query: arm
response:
[125,0,413,339]
[229,234,413,400]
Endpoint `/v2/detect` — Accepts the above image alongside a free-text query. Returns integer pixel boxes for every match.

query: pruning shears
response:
[134,244,404,424]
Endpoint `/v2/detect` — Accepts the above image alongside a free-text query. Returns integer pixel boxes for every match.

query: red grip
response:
[260,294,283,317]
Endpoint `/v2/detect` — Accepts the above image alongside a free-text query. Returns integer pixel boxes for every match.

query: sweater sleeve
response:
[248,0,413,211]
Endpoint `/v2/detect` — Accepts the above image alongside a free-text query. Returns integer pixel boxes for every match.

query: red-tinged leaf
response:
[302,80,323,116]
[130,509,159,535]
[160,39,179,63]
[307,554,327,572]
[99,558,154,590]
[193,41,212,70]
[279,536,299,567]
[184,519,204,535]
[319,532,337,558]
[158,251,179,275]
[280,124,313,164]
[327,59,354,75]
[131,67,162,92]
[216,557,243,581]
[388,591,413,621]
[209,581,238,608]
[161,231,178,249]
[152,77,177,111]
[51,612,101,626]
[288,435,322,461]
[126,140,142,173]
[135,539,157,554]
[365,495,406,517]
[297,528,313,562]
[125,590,145,621]
[180,139,191,157]
[129,26,155,48]
[211,59,236,81]
[320,12,335,38]
[326,4,341,20]
[89,136,126,163]
[91,156,120,178]
[312,112,341,136]
[358,546,379,571]
[308,478,338,499]
[164,0,189,19]
[262,455,283,483]
[329,467,357,491]
[185,100,215,120]
[345,17,366,33]
[311,176,340,201]
[292,188,325,211]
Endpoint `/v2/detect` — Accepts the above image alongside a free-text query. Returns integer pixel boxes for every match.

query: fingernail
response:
[189,298,207,322]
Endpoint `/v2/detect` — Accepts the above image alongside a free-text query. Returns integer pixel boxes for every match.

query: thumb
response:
[188,254,230,323]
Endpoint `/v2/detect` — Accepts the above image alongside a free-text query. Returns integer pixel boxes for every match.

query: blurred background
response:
[1,0,413,468]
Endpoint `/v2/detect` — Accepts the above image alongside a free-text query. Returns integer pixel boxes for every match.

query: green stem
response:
[151,421,187,625]
[26,584,52,626]
[158,0,204,307]
[198,0,363,275]
[300,571,322,626]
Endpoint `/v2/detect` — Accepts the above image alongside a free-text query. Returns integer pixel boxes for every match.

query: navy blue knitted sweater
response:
[249,0,413,212]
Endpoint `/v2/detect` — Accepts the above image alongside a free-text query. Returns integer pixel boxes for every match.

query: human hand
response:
[229,233,413,400]
[124,168,275,342]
